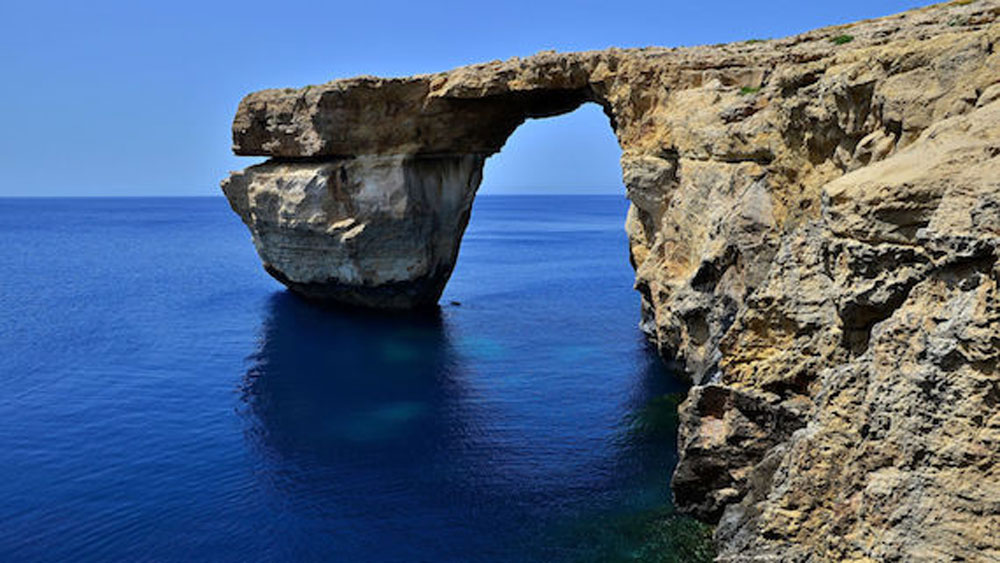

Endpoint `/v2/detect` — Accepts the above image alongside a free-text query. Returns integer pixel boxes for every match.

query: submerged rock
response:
[223,1,1000,559]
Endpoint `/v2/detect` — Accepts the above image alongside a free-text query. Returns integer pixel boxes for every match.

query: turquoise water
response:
[0,196,701,562]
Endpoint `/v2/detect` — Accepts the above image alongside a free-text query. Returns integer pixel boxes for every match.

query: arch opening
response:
[479,102,624,196]
[442,101,631,306]
[222,79,637,313]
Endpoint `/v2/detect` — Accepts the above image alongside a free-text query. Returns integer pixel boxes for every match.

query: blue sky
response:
[1,0,926,196]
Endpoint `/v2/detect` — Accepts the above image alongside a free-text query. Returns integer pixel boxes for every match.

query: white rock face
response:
[222,154,484,308]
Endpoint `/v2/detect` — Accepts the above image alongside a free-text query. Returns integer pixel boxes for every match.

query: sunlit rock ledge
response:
[223,1,1000,560]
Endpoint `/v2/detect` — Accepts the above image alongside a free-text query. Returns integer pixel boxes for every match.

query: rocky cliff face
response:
[223,1,1000,559]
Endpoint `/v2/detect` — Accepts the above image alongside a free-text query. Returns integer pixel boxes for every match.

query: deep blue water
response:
[0,196,692,562]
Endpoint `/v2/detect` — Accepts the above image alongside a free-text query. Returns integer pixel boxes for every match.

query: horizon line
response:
[0,192,628,199]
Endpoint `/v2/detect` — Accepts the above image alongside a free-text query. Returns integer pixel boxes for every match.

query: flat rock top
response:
[232,0,1000,157]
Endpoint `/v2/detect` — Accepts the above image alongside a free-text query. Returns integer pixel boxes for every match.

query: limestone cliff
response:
[223,1,1000,560]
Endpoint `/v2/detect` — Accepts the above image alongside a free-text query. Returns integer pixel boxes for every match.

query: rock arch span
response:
[222,73,619,310]
[223,4,1000,559]
[221,49,780,383]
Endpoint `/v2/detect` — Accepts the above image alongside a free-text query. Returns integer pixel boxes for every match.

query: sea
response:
[0,195,706,562]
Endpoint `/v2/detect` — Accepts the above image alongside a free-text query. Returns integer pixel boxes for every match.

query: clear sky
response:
[1,0,927,196]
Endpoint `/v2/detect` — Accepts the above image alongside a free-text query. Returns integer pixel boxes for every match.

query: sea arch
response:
[221,65,642,310]
[221,51,770,384]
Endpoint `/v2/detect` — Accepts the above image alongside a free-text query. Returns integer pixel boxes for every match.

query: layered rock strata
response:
[223,1,1000,559]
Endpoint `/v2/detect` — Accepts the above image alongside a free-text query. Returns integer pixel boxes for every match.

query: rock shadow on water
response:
[240,292,470,456]
[533,342,715,563]
[235,292,507,560]
[235,292,713,561]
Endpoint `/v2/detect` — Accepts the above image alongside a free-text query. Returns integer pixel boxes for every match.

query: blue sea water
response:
[0,196,694,562]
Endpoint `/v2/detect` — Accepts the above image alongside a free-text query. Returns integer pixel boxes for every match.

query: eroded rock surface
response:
[223,1,1000,559]
[222,155,482,308]
[705,102,1000,561]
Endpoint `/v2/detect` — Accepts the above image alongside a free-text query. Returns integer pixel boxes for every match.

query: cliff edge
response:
[222,1,1000,559]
